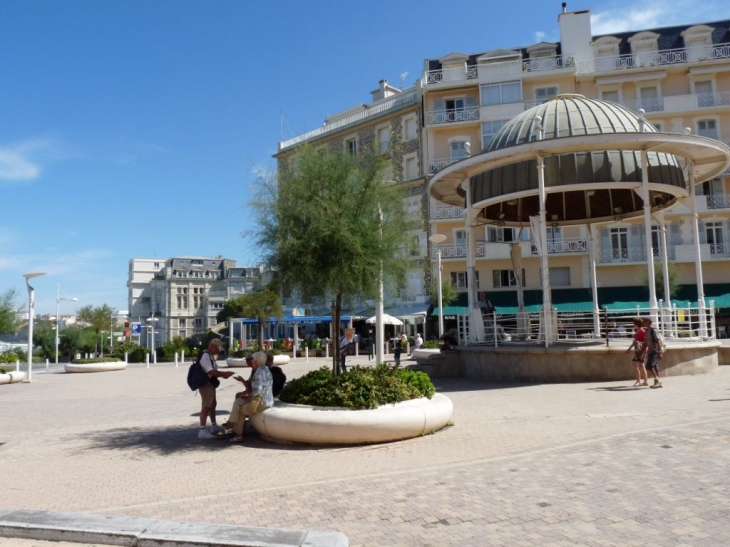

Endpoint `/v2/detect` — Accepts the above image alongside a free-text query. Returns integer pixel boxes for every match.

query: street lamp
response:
[55,283,78,365]
[147,317,159,364]
[429,234,447,339]
[23,272,47,382]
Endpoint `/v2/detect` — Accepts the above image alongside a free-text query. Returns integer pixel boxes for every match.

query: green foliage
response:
[59,326,96,360]
[421,340,441,349]
[253,145,416,374]
[32,320,56,359]
[0,348,25,363]
[74,357,122,364]
[216,290,282,348]
[279,364,435,410]
[428,278,458,308]
[640,261,680,300]
[161,336,188,360]
[76,304,117,354]
[0,288,20,335]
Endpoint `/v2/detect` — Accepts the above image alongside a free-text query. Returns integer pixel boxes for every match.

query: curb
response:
[0,508,348,547]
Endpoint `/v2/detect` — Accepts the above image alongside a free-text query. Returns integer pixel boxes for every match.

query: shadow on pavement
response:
[431,377,537,393]
[589,386,644,392]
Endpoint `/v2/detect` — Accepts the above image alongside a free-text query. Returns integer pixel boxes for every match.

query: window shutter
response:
[699,222,707,244]
[434,98,445,113]
[465,95,476,108]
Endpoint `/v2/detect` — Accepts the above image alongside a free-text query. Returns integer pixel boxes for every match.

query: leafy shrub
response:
[421,340,440,349]
[279,364,435,410]
[128,347,149,363]
[74,357,123,364]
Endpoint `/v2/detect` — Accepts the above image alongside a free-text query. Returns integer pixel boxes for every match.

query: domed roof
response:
[486,94,656,153]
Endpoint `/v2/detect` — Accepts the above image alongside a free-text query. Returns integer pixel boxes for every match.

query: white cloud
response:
[0,138,69,184]
[534,31,547,43]
[591,0,730,35]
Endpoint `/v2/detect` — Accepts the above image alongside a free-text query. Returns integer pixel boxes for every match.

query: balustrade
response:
[426,106,480,125]
[425,65,478,86]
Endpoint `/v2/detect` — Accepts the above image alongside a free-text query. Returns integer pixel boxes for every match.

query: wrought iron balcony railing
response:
[425,106,480,125]
[429,206,465,220]
[530,238,589,255]
[424,65,479,86]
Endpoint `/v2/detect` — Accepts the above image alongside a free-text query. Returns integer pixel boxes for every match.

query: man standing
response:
[198,338,234,439]
[223,351,273,443]
[339,330,350,374]
[642,318,664,389]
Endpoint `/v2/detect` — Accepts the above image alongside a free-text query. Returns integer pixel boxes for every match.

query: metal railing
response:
[425,106,480,125]
[429,157,459,174]
[576,42,730,74]
[424,65,479,86]
[697,91,730,107]
[710,243,730,257]
[598,246,676,263]
[430,206,464,220]
[473,302,717,347]
[530,238,588,255]
[706,194,730,209]
[522,56,569,72]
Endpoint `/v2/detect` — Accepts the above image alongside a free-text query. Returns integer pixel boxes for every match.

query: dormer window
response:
[592,36,621,71]
[628,32,660,67]
[682,25,714,62]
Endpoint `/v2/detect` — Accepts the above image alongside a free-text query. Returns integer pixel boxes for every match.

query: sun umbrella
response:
[365,314,403,326]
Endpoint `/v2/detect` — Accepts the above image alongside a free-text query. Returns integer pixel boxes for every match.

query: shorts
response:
[199,384,216,408]
[631,351,644,363]
[645,351,660,372]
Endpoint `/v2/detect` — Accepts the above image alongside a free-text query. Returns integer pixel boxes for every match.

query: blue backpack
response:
[187,352,211,391]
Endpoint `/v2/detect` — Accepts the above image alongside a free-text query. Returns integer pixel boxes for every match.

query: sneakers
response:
[210,424,226,435]
[650,379,663,389]
[198,427,216,440]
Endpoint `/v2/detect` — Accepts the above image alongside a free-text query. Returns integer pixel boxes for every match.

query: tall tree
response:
[253,145,414,374]
[217,290,283,349]
[76,304,117,353]
[0,288,20,335]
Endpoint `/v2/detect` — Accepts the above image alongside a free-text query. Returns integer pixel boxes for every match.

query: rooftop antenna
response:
[399,71,409,89]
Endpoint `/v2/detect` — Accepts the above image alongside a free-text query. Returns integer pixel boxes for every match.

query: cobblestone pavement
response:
[1,355,730,546]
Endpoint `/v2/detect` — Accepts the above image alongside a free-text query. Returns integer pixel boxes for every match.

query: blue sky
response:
[2,0,729,315]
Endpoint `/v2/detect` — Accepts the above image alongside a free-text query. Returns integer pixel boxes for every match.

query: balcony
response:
[598,246,676,264]
[429,157,460,174]
[576,42,730,75]
[424,65,478,87]
[430,205,464,220]
[710,243,730,258]
[433,244,486,259]
[530,238,589,255]
[425,106,480,126]
[707,194,730,209]
[522,56,570,73]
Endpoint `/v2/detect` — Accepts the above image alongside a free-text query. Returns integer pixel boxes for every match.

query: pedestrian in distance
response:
[197,338,235,439]
[642,317,664,388]
[626,317,648,386]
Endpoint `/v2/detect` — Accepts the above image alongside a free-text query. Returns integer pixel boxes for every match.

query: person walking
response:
[410,332,422,356]
[642,317,664,388]
[625,317,648,386]
[197,338,234,439]
[339,330,350,374]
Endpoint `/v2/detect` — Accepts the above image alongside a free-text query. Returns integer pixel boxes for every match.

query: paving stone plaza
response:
[1,354,730,546]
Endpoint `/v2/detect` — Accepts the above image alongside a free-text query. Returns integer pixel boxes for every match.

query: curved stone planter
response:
[64,362,128,373]
[250,392,453,445]
[226,354,290,367]
[0,371,26,385]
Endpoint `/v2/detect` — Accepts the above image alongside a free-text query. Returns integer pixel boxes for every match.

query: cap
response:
[209,338,223,349]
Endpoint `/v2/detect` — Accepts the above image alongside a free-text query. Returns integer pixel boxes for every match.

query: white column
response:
[537,155,552,347]
[588,224,601,337]
[688,163,707,337]
[640,149,658,324]
[464,180,480,344]
[657,213,673,337]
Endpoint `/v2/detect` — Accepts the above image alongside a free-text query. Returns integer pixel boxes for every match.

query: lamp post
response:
[429,234,447,339]
[23,272,47,382]
[55,283,78,365]
[147,317,159,364]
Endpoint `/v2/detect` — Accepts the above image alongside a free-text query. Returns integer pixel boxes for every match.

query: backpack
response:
[270,365,286,397]
[187,352,211,391]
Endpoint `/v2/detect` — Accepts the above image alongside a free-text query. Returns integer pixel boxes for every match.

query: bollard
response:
[181,350,185,363]
[46,358,49,372]
[325,344,329,359]
[355,342,359,357]
[16,359,19,372]
[124,352,128,364]
[146,354,150,368]
[305,347,309,362]
[174,352,178,368]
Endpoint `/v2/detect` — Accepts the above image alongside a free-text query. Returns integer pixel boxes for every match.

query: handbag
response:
[209,376,220,388]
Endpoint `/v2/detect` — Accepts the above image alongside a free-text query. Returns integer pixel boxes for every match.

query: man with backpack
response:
[642,318,664,389]
[197,338,235,439]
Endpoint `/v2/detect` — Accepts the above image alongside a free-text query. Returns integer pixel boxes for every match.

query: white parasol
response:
[365,314,403,326]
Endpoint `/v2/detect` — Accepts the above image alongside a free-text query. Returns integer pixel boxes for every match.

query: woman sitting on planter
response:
[220,351,273,443]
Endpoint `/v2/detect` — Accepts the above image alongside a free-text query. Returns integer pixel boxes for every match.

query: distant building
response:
[127,257,266,347]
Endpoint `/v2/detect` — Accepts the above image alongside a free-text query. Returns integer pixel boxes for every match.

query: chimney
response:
[370,79,400,102]
[562,2,567,13]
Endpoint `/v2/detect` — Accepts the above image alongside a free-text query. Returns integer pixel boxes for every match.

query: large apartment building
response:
[424,7,730,317]
[276,80,431,318]
[127,257,265,347]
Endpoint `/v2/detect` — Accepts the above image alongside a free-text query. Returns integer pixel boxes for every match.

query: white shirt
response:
[199,351,217,374]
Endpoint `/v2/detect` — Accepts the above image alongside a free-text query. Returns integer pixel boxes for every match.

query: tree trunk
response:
[257,319,264,351]
[333,293,343,375]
